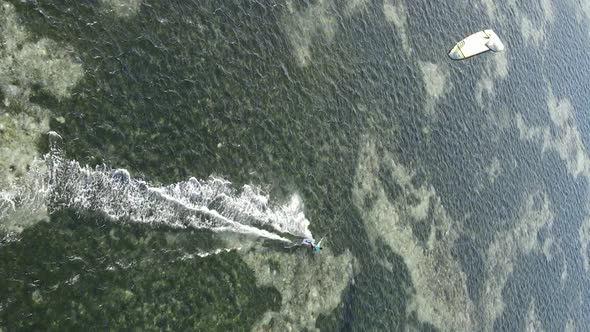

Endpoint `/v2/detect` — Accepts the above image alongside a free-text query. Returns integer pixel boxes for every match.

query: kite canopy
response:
[485,33,505,52]
[448,29,505,60]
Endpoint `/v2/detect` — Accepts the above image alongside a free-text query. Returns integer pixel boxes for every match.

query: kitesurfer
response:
[302,238,322,252]
[312,243,322,252]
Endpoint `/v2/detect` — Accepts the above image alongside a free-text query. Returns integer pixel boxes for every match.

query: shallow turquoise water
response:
[1,0,590,330]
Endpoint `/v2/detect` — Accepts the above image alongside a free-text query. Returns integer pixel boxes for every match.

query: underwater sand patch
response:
[383,0,410,54]
[0,0,82,232]
[282,0,337,67]
[419,62,447,101]
[516,92,590,179]
[579,217,590,272]
[520,16,547,46]
[242,247,354,331]
[100,0,142,18]
[485,157,502,184]
[352,137,560,331]
[525,300,545,332]
[352,139,474,331]
[474,51,508,109]
[481,191,554,330]
[419,61,449,117]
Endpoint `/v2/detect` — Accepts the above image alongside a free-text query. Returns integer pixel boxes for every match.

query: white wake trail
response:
[1,132,314,247]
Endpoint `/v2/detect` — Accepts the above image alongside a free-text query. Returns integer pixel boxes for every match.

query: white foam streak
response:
[186,247,241,258]
[1,135,314,246]
[0,159,50,235]
[145,187,291,242]
[41,151,310,243]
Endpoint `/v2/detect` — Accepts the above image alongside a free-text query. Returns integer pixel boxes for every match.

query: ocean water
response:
[1,0,590,330]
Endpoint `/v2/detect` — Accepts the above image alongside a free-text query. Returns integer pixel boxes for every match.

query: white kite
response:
[448,29,505,60]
